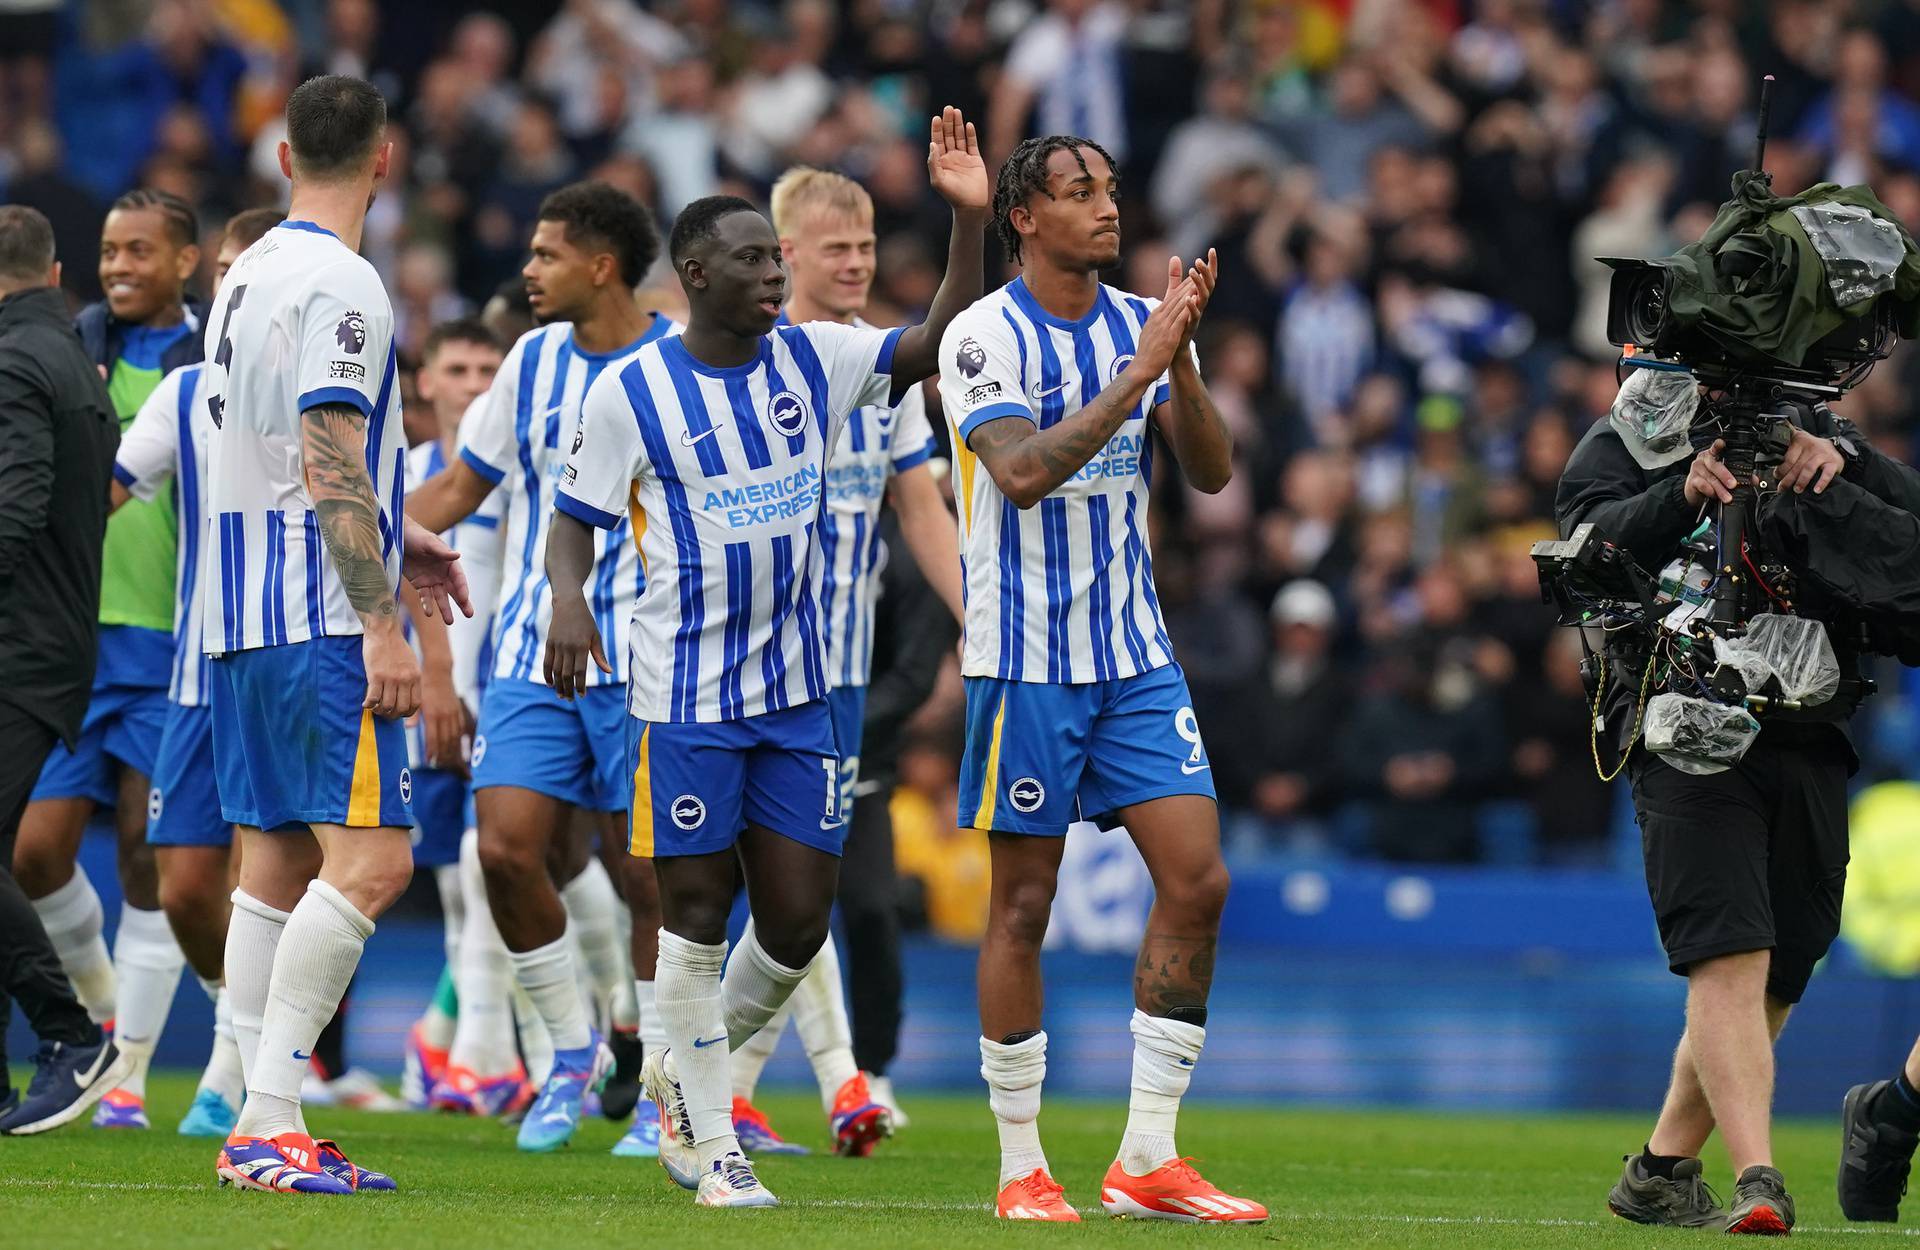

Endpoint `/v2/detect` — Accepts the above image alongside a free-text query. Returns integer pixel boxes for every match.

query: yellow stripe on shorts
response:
[347,708,381,827]
[629,725,653,857]
[972,690,1008,830]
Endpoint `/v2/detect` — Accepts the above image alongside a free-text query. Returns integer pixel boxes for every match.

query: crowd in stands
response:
[9,0,1920,915]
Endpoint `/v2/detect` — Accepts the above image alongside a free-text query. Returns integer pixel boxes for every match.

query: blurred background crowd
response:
[11,0,1920,938]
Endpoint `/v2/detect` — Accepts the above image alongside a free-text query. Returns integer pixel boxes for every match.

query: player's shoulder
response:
[1101,281,1155,321]
[500,322,563,371]
[941,287,1019,351]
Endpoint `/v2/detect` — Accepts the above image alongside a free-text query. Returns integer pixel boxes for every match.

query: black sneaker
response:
[0,1038,131,1135]
[1726,1165,1795,1235]
[601,1029,644,1121]
[1839,1080,1918,1222]
[1607,1154,1725,1227]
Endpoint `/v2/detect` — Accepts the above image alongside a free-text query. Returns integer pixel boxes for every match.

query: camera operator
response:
[1558,397,1920,1234]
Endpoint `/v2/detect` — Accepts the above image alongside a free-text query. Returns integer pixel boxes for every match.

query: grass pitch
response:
[2,1073,1914,1247]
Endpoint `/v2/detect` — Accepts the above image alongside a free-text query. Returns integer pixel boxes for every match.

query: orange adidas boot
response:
[996,1167,1081,1221]
[1100,1156,1267,1222]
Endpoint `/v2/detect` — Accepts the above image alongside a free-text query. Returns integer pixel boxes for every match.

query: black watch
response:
[1830,433,1864,474]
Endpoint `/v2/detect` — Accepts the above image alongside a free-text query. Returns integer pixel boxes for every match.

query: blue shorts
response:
[31,679,170,804]
[147,702,230,848]
[826,684,868,819]
[410,768,469,866]
[210,636,414,832]
[627,700,843,859]
[471,679,628,813]
[957,663,1217,836]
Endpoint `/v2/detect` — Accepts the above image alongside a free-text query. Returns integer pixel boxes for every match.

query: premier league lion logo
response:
[336,311,367,354]
[955,337,986,378]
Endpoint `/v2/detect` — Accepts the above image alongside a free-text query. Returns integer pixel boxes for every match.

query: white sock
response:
[434,863,465,969]
[730,1001,789,1101]
[721,924,810,1054]
[635,979,666,1051]
[109,904,186,1098]
[234,881,373,1140]
[32,870,115,1022]
[1119,1010,1203,1173]
[514,983,555,1086]
[789,932,859,1113]
[981,1032,1049,1187]
[197,979,245,1109]
[225,889,290,1090]
[560,858,630,1033]
[508,927,593,1054]
[656,928,737,1168]
[449,829,518,1075]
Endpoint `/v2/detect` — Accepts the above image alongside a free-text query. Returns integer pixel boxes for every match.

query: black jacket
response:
[0,287,120,743]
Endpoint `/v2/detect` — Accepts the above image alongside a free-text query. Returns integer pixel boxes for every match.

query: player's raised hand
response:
[402,515,473,621]
[926,106,988,213]
[1130,257,1199,378]
[545,595,612,702]
[1177,248,1218,350]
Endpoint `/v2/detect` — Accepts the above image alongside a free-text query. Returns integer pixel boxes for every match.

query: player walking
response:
[108,208,285,1137]
[937,135,1264,1223]
[396,318,505,1110]
[405,181,671,1153]
[727,166,964,1158]
[544,106,986,1208]
[202,75,467,1195]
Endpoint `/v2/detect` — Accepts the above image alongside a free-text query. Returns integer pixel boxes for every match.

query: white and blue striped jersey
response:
[776,314,938,691]
[457,317,679,689]
[558,321,905,723]
[405,434,507,706]
[200,220,407,653]
[113,362,213,705]
[936,278,1179,684]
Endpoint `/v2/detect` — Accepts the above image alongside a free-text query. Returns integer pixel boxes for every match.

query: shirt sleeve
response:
[795,321,906,428]
[114,365,186,501]
[555,362,646,529]
[295,260,392,419]
[937,310,1034,447]
[888,384,937,473]
[455,332,533,485]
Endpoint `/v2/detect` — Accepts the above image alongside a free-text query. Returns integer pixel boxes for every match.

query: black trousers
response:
[838,788,903,1075]
[0,701,97,1078]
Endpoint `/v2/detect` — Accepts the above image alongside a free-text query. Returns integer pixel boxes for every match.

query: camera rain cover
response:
[1643,692,1760,775]
[1790,201,1908,310]
[1609,366,1700,469]
[1718,612,1841,706]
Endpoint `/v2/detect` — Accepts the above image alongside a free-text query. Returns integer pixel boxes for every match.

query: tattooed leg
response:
[1118,793,1229,1022]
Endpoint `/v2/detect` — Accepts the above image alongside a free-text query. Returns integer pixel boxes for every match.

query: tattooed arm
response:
[1153,250,1232,494]
[966,270,1197,509]
[302,401,420,719]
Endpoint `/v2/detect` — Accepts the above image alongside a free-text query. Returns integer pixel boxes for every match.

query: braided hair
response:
[991,134,1118,264]
[108,188,200,249]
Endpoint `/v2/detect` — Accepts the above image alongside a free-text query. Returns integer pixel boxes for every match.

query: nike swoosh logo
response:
[292,1049,312,1061]
[820,816,844,830]
[680,423,725,447]
[1029,382,1071,401]
[691,1035,726,1049]
[1180,761,1211,776]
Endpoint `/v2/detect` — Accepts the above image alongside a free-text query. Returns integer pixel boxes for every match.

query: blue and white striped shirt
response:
[458,317,679,688]
[937,278,1179,684]
[200,221,408,653]
[113,362,213,704]
[557,321,903,723]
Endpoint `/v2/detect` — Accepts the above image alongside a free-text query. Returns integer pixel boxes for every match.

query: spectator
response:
[1151,57,1291,260]
[989,0,1131,165]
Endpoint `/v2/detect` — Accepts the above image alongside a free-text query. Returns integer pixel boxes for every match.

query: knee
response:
[477,828,543,891]
[756,912,830,970]
[157,864,224,926]
[330,853,413,919]
[992,875,1059,949]
[1156,859,1231,927]
[665,899,730,947]
[11,845,68,900]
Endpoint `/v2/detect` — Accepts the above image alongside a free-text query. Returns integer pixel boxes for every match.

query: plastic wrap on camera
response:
[1609,367,1700,470]
[1642,692,1760,775]
[1722,613,1841,706]
[1790,202,1908,309]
